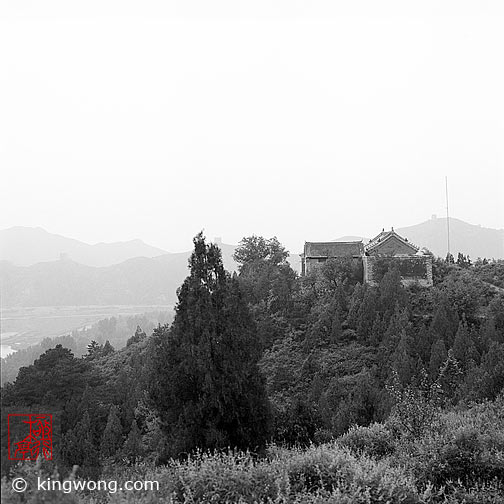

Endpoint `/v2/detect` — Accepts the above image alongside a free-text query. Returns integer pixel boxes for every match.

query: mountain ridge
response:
[0,242,239,308]
[1,218,502,308]
[0,226,168,267]
[396,217,503,259]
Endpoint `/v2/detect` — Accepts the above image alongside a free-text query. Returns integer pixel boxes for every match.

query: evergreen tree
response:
[331,368,380,435]
[477,342,504,400]
[122,419,143,464]
[481,315,504,348]
[369,313,385,346]
[382,304,409,355]
[333,284,349,314]
[488,296,504,335]
[61,395,81,433]
[330,306,343,343]
[414,323,433,363]
[437,350,463,403]
[114,365,138,430]
[346,283,365,328]
[4,345,94,407]
[429,338,447,379]
[378,268,408,320]
[452,317,479,371]
[77,385,96,419]
[86,340,102,359]
[134,397,165,455]
[149,233,271,459]
[307,299,343,347]
[391,332,416,385]
[101,340,115,356]
[430,295,459,347]
[101,405,123,458]
[127,325,147,347]
[356,288,378,342]
[456,252,471,268]
[61,411,100,478]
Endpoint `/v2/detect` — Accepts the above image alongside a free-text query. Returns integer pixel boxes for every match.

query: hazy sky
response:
[1,1,503,253]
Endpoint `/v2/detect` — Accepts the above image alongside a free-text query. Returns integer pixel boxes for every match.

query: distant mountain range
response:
[395,218,503,260]
[0,218,502,307]
[333,218,503,260]
[0,237,238,308]
[0,227,168,267]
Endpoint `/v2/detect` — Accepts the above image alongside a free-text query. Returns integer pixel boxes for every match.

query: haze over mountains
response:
[396,218,503,260]
[0,218,502,308]
[0,253,216,308]
[0,227,168,267]
[0,234,238,308]
[335,218,504,260]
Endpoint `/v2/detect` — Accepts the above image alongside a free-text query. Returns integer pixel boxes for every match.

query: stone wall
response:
[303,252,433,288]
[363,255,433,287]
[363,256,373,284]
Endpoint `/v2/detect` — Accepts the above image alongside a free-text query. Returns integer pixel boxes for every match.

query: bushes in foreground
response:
[2,400,503,503]
[101,445,423,504]
[337,423,395,459]
[2,446,420,504]
[393,398,504,491]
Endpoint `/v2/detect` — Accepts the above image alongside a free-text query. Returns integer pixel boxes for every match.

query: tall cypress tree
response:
[429,338,448,380]
[437,350,463,403]
[391,332,416,385]
[378,268,408,321]
[382,304,409,354]
[346,283,365,328]
[61,411,100,478]
[101,405,123,458]
[430,295,459,347]
[122,419,143,464]
[452,317,479,371]
[356,288,379,342]
[149,233,271,459]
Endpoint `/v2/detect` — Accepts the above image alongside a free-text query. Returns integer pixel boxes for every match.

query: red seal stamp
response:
[8,414,53,461]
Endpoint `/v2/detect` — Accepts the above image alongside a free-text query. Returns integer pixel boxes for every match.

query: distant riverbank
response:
[1,305,173,350]
[1,344,16,358]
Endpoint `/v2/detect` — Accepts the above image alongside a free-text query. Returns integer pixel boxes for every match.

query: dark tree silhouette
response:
[149,232,271,459]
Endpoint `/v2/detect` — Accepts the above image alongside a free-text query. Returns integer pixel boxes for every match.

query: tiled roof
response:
[304,241,364,258]
[365,230,419,253]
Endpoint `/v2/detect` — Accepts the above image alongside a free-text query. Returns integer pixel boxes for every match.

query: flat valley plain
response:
[0,304,173,352]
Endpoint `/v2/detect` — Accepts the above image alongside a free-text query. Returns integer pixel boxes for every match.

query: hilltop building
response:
[301,228,433,286]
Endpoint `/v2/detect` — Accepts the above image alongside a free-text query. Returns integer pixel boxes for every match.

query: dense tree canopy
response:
[2,345,96,406]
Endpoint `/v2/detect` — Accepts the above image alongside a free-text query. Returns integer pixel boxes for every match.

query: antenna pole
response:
[445,176,451,258]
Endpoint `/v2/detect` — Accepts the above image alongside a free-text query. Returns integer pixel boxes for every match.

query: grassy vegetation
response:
[2,398,503,503]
